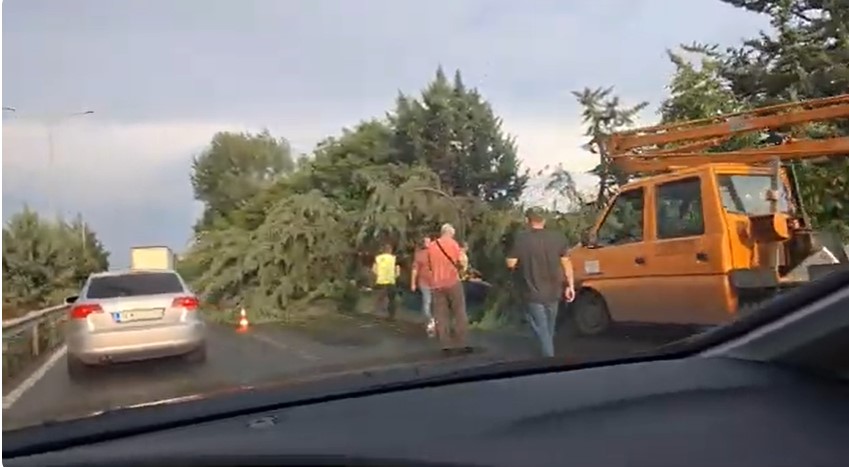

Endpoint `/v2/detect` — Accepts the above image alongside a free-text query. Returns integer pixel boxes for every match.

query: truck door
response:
[577,187,654,322]
[642,175,730,325]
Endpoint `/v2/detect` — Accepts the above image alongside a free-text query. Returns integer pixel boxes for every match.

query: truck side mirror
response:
[580,229,597,247]
[65,295,79,304]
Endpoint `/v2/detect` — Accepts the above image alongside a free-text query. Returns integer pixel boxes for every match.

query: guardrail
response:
[2,304,69,386]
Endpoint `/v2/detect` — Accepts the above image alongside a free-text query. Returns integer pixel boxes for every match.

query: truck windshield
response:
[716,174,790,216]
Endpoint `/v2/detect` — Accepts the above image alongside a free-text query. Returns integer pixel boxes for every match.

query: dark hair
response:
[525,207,546,223]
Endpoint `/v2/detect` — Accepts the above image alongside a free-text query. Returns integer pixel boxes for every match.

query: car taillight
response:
[172,296,199,310]
[70,304,103,319]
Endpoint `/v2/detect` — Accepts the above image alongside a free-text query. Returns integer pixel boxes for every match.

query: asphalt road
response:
[2,311,693,432]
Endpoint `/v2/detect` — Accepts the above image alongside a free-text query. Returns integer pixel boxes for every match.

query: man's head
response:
[421,236,432,248]
[440,223,456,238]
[381,243,393,254]
[525,207,546,229]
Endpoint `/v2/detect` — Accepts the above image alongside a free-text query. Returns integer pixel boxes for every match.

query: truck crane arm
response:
[603,93,849,174]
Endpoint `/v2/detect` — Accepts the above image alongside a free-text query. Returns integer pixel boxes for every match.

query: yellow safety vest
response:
[373,253,397,285]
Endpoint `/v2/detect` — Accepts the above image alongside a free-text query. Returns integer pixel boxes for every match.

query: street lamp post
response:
[6,107,94,251]
[43,110,95,219]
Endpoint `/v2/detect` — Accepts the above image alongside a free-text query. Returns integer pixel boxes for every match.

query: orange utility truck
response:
[567,94,849,335]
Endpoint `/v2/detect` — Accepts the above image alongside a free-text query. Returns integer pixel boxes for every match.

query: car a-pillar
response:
[558,287,612,337]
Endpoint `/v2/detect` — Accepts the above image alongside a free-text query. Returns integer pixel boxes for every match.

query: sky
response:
[2,0,770,267]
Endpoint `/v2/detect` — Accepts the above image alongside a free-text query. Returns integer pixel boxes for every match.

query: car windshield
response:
[2,1,847,435]
[85,273,185,299]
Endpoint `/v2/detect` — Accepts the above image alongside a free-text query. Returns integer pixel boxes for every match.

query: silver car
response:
[65,269,206,378]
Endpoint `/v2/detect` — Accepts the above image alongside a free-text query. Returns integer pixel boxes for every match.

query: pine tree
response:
[391,67,528,206]
[572,87,648,208]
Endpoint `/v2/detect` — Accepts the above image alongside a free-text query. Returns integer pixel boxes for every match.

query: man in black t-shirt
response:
[506,208,576,357]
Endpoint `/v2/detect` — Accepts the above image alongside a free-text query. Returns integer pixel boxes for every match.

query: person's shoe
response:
[461,346,475,354]
[426,319,436,338]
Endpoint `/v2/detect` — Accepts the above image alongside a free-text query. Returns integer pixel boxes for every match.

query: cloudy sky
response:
[2,0,769,267]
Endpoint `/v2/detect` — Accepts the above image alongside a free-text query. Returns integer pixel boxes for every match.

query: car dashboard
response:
[7,356,849,467]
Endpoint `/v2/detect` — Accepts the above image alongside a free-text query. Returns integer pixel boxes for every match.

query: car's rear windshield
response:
[85,272,185,299]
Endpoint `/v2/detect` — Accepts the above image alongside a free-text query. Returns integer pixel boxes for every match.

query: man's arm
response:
[506,233,521,270]
[560,255,575,289]
[411,262,418,286]
[559,237,575,289]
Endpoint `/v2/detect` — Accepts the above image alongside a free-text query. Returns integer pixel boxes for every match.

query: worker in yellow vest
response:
[372,243,400,319]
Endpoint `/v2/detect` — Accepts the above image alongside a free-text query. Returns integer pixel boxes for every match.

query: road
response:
[2,311,692,431]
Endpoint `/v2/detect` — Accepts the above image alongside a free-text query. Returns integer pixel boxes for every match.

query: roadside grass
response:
[201,287,524,340]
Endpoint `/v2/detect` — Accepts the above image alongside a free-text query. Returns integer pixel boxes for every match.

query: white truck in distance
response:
[130,246,175,270]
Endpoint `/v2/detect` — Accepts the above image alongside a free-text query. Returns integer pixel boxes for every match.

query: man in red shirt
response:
[411,236,435,337]
[427,223,471,354]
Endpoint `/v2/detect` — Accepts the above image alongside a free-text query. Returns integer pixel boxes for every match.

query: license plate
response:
[116,309,164,322]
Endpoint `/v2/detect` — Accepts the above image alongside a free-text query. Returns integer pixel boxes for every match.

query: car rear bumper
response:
[68,322,206,365]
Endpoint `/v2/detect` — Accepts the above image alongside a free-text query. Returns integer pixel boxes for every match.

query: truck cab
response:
[567,162,846,335]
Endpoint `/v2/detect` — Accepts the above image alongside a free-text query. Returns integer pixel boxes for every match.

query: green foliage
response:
[390,67,528,207]
[719,0,849,105]
[182,68,544,324]
[718,0,848,238]
[661,45,747,123]
[572,87,649,208]
[657,0,848,239]
[2,208,109,317]
[191,130,295,231]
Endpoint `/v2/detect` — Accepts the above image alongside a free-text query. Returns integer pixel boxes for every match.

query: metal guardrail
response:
[2,304,69,386]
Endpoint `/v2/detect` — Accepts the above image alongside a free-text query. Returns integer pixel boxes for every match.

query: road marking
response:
[297,350,320,361]
[3,344,67,409]
[247,331,320,361]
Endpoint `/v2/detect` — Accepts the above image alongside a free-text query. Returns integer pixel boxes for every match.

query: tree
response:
[191,130,295,231]
[658,45,765,155]
[182,68,595,325]
[2,208,109,317]
[719,0,849,105]
[716,0,849,239]
[660,45,746,123]
[391,67,528,206]
[572,87,649,209]
[185,116,466,319]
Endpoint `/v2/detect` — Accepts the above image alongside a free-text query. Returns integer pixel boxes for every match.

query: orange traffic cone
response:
[237,307,249,332]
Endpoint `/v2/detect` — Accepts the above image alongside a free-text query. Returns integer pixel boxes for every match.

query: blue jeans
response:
[420,287,433,319]
[526,302,559,357]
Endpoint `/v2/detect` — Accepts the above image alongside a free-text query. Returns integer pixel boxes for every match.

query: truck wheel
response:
[571,290,611,336]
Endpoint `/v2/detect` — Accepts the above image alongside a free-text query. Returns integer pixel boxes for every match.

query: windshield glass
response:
[3,1,847,434]
[717,174,790,215]
[85,273,185,299]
